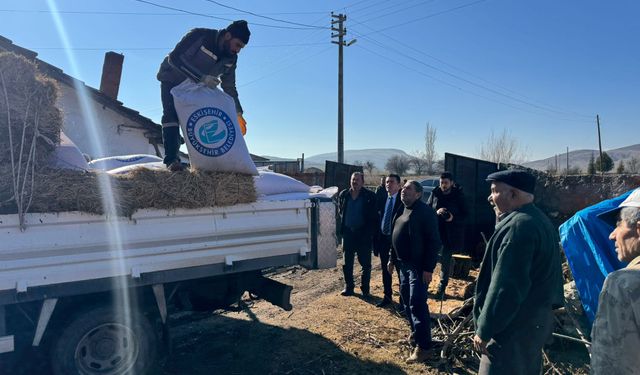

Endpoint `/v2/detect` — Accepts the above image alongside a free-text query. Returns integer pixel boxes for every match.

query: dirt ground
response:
[159,255,590,375]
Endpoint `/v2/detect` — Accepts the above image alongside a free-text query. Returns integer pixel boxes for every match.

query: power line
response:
[357,0,489,36]
[352,39,591,123]
[202,0,328,29]
[350,27,592,120]
[28,42,328,51]
[133,0,320,30]
[0,8,329,16]
[350,17,593,119]
[356,0,437,24]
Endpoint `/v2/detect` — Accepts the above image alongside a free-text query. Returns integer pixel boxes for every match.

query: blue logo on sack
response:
[186,107,236,157]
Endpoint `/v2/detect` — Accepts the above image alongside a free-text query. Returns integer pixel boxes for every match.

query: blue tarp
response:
[559,190,633,323]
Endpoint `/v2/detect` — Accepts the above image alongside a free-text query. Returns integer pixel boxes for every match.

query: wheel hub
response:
[75,323,138,374]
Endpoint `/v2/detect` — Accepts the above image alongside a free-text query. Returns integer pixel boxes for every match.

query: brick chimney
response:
[99,52,124,100]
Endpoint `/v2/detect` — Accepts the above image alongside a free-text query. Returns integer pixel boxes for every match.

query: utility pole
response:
[331,13,356,164]
[566,147,569,174]
[596,114,603,175]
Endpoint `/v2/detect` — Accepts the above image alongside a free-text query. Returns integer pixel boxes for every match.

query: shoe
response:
[361,290,370,298]
[376,298,392,307]
[167,160,185,172]
[340,289,354,296]
[405,346,432,363]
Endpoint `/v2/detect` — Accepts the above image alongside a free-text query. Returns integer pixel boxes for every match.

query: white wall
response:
[57,84,161,159]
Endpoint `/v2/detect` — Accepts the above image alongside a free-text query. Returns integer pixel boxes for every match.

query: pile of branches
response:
[430,298,589,374]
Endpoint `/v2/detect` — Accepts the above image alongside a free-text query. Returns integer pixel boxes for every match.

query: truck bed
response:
[0,200,311,297]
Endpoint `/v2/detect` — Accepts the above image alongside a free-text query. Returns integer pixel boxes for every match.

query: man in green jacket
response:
[473,169,564,375]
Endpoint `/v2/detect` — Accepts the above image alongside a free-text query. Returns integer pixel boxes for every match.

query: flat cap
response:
[597,188,640,226]
[486,169,536,194]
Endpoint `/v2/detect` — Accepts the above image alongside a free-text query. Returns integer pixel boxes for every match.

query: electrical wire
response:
[133,0,321,30]
[352,40,592,123]
[0,8,329,16]
[29,42,328,51]
[202,0,328,29]
[350,17,593,119]
[350,27,592,120]
[357,0,488,36]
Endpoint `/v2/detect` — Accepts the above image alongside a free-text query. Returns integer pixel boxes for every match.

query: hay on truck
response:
[0,52,256,224]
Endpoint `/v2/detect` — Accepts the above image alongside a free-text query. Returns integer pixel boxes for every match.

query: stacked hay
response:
[0,52,256,222]
[0,52,61,225]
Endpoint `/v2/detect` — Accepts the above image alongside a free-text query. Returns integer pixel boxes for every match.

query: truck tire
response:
[50,305,158,375]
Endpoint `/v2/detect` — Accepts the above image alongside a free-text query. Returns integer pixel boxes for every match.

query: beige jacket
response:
[590,256,640,374]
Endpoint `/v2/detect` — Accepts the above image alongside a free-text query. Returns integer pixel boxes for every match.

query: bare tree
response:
[627,156,640,174]
[410,151,428,175]
[424,123,438,174]
[363,160,376,175]
[385,155,411,175]
[479,129,528,165]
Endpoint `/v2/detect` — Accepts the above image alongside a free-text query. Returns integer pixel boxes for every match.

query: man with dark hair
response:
[337,172,377,297]
[591,188,640,374]
[388,180,442,363]
[157,20,251,171]
[426,171,467,299]
[374,174,403,307]
[473,169,564,375]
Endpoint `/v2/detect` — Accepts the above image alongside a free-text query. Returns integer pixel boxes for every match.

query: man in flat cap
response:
[591,188,640,374]
[473,169,564,375]
[157,20,251,171]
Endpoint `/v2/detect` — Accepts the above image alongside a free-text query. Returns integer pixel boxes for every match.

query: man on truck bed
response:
[157,20,250,171]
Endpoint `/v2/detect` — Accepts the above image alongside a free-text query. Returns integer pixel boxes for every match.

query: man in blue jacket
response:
[157,20,250,171]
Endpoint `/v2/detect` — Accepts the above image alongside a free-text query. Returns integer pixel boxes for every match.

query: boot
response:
[162,125,181,166]
[406,345,432,363]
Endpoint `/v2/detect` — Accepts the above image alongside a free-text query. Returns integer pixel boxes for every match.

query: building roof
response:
[0,35,162,145]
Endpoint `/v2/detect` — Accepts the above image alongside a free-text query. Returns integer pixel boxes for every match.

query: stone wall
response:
[534,174,640,226]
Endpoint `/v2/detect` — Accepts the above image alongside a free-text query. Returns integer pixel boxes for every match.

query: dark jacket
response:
[390,200,442,273]
[473,203,564,342]
[373,191,403,255]
[426,185,467,250]
[338,187,377,241]
[157,27,243,113]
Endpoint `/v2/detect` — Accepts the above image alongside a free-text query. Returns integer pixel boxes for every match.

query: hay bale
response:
[0,166,257,217]
[0,52,61,166]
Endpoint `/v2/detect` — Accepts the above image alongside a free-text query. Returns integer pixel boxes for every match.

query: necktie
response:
[383,196,393,235]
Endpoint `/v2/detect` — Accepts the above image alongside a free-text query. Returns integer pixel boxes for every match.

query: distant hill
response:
[302,149,410,171]
[523,144,640,172]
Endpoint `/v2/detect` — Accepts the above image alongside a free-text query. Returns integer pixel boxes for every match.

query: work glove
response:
[237,113,247,135]
[201,75,220,89]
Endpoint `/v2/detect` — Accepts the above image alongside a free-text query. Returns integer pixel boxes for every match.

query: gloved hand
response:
[201,75,220,89]
[237,113,247,135]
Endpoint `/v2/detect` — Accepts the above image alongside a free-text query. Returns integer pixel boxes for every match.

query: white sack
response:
[48,132,89,170]
[254,170,310,196]
[88,154,162,171]
[107,161,167,175]
[171,79,257,175]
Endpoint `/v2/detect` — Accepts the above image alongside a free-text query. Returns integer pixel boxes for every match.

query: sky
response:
[1,0,638,162]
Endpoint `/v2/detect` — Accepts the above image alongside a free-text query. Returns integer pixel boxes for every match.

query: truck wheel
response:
[50,305,158,375]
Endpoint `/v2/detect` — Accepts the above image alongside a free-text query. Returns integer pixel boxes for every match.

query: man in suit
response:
[374,174,404,307]
[337,172,378,297]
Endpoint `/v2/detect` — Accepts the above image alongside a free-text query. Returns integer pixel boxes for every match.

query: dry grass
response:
[0,166,256,216]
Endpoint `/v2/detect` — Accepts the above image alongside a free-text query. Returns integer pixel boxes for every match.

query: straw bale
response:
[0,166,256,217]
[0,52,61,166]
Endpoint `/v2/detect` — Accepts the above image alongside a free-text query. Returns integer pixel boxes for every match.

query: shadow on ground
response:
[160,312,407,375]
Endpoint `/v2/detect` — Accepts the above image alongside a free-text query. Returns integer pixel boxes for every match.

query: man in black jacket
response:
[388,180,442,363]
[426,172,467,298]
[157,20,250,171]
[338,172,378,297]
